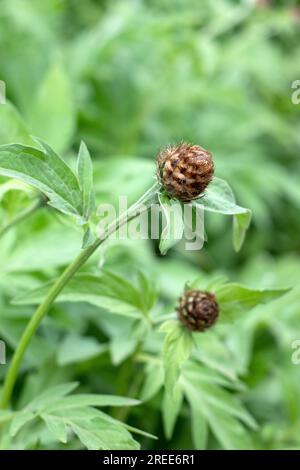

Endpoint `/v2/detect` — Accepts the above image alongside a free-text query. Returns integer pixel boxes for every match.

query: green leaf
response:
[0,179,33,202]
[207,409,254,450]
[183,363,255,426]
[192,333,242,382]
[71,422,104,450]
[71,419,140,450]
[41,414,68,444]
[189,404,208,450]
[11,380,142,449]
[0,101,34,146]
[182,362,255,450]
[26,62,75,153]
[0,142,83,220]
[0,410,15,424]
[195,177,252,251]
[136,271,157,314]
[13,272,145,318]
[233,211,252,252]
[160,322,191,440]
[45,395,140,413]
[27,382,79,411]
[215,283,290,322]
[77,141,95,222]
[161,320,193,399]
[0,221,81,273]
[10,410,35,437]
[45,406,141,449]
[42,408,140,449]
[162,387,183,439]
[82,224,96,248]
[57,334,107,366]
[140,362,164,402]
[122,424,157,441]
[158,192,184,255]
[110,335,137,366]
[198,177,244,215]
[189,380,256,429]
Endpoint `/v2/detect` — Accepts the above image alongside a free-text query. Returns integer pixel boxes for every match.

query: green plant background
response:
[0,0,300,450]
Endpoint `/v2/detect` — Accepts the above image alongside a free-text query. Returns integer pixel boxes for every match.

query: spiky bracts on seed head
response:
[157,143,214,202]
[177,289,219,332]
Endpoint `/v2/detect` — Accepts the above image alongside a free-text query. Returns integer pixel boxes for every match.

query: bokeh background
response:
[0,0,300,450]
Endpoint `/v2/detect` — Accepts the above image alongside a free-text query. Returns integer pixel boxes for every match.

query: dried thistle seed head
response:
[157,143,214,202]
[177,290,219,332]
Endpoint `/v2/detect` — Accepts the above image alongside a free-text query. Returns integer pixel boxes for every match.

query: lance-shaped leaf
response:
[13,272,147,318]
[158,192,184,255]
[0,101,35,146]
[214,283,290,323]
[77,141,96,247]
[26,62,75,153]
[194,177,252,251]
[181,361,256,450]
[0,141,84,220]
[160,320,193,399]
[77,141,95,222]
[9,382,143,450]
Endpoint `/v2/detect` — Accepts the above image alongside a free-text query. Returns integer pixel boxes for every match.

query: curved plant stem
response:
[0,182,159,409]
[0,197,45,240]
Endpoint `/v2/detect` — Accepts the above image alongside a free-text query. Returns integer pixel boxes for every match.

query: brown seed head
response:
[177,290,219,332]
[157,143,214,202]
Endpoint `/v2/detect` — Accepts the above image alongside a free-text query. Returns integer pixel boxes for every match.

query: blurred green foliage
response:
[0,0,300,450]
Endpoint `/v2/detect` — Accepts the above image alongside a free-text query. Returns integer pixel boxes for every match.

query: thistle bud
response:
[157,143,214,202]
[177,290,219,332]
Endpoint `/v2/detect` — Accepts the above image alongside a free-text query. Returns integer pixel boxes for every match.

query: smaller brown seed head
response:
[177,290,219,332]
[157,143,214,202]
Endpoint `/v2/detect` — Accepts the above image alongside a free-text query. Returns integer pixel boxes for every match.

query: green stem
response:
[0,197,45,240]
[0,182,159,409]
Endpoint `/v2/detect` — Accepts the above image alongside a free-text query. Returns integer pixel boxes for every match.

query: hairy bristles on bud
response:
[177,290,219,332]
[157,143,214,202]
